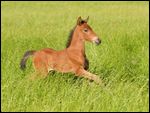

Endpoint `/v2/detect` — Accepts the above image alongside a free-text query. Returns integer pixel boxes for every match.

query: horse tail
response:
[20,50,36,70]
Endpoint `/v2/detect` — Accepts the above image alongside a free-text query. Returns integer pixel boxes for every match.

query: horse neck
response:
[68,27,85,53]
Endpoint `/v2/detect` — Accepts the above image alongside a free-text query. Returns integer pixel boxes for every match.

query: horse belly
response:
[49,52,73,73]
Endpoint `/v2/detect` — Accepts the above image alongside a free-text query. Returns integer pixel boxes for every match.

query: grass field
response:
[1,1,149,112]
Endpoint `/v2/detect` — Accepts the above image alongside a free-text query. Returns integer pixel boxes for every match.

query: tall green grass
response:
[1,1,149,112]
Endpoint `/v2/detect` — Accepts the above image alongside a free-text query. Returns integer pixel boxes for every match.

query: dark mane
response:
[66,26,76,48]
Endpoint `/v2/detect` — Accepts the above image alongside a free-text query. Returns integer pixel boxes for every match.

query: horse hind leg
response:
[29,68,48,80]
[29,59,49,80]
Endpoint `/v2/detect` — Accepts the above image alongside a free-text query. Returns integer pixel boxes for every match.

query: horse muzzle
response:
[93,38,101,45]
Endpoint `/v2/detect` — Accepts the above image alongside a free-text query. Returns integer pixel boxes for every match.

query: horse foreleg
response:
[75,68,102,84]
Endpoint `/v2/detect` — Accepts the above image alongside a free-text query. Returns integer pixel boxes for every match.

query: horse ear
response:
[85,16,89,22]
[77,16,82,25]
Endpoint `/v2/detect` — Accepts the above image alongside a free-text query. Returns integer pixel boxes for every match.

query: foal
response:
[20,16,102,84]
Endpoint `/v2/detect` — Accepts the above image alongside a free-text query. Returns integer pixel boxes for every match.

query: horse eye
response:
[83,29,88,32]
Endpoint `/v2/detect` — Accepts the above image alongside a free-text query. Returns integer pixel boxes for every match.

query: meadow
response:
[1,1,149,112]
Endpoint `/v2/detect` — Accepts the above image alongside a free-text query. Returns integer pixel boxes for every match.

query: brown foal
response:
[20,16,102,84]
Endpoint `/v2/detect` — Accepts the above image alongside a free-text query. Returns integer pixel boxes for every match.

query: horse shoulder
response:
[67,48,85,66]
